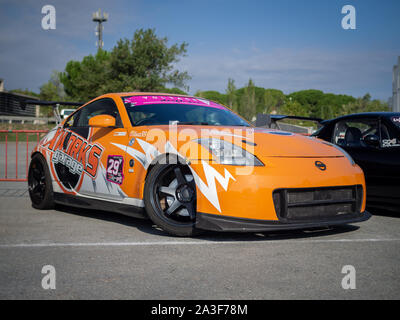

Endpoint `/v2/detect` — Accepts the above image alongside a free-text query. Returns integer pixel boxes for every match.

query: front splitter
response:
[195,211,371,232]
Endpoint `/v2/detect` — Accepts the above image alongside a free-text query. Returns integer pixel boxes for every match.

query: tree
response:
[9,89,40,98]
[241,79,257,121]
[60,29,190,102]
[40,70,66,101]
[60,49,110,101]
[160,87,188,95]
[263,89,285,114]
[194,90,227,105]
[107,28,190,93]
[281,99,309,117]
[225,78,238,112]
[342,93,389,114]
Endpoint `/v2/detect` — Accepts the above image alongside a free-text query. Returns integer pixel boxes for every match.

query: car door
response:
[331,118,383,198]
[374,118,400,202]
[63,98,129,200]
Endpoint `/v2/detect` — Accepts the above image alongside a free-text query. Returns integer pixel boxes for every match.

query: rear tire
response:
[28,153,54,210]
[144,163,202,237]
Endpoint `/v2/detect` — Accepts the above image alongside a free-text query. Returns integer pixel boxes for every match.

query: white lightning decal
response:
[112,139,160,169]
[112,139,236,212]
[189,161,235,212]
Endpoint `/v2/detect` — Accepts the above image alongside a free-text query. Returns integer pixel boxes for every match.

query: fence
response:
[0,115,56,125]
[0,130,48,181]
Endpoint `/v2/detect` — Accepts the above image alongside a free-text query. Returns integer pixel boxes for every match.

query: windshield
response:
[122,96,250,127]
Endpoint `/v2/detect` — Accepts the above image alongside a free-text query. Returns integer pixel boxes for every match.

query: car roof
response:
[322,112,400,124]
[116,92,194,98]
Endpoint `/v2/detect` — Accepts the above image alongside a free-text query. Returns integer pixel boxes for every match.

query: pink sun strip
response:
[123,95,227,110]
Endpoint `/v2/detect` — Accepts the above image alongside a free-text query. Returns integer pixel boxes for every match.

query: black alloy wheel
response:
[144,164,201,236]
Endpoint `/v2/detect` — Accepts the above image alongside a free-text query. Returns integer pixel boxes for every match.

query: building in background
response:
[0,79,38,117]
[392,56,400,112]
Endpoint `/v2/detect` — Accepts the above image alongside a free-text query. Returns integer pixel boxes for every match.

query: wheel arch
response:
[145,153,189,181]
[31,151,44,159]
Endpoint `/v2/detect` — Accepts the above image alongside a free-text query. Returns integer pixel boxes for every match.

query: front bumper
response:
[195,210,371,232]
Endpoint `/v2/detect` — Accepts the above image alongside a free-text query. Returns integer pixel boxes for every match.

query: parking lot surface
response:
[0,181,399,299]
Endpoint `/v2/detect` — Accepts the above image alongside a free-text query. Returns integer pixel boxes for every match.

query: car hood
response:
[130,125,344,158]
[251,128,343,157]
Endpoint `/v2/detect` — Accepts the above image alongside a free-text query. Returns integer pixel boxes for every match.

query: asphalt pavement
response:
[0,181,399,299]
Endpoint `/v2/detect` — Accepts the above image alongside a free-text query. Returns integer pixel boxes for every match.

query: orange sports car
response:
[28,93,371,236]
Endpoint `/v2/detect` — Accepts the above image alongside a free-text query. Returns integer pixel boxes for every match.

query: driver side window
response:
[381,122,400,148]
[65,98,123,128]
[332,119,379,148]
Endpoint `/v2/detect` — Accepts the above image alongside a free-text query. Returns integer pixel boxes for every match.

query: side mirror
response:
[363,134,380,147]
[89,114,116,128]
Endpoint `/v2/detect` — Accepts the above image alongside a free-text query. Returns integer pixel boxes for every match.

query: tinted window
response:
[332,119,379,148]
[390,116,400,128]
[332,118,400,148]
[123,103,250,127]
[381,121,400,148]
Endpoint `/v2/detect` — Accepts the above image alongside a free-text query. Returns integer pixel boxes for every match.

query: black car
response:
[311,112,400,211]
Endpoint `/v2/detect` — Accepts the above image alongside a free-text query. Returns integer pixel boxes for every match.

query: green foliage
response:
[286,89,356,119]
[342,93,389,114]
[38,71,68,116]
[60,29,190,102]
[281,100,308,117]
[235,82,268,120]
[60,50,110,102]
[159,87,188,95]
[195,90,227,106]
[263,89,285,114]
[38,28,388,122]
[9,89,40,98]
[225,78,238,113]
[240,79,256,120]
[40,70,66,101]
[201,81,388,122]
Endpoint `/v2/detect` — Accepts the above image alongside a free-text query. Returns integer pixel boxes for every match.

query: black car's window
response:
[381,122,400,148]
[123,102,250,127]
[65,98,122,128]
[333,118,400,148]
[332,119,379,148]
[391,116,400,128]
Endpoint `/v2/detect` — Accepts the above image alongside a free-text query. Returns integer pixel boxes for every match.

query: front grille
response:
[273,185,363,221]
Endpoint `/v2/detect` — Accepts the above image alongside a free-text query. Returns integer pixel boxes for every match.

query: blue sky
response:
[0,0,399,100]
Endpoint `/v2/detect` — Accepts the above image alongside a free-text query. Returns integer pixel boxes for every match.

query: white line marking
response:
[0,238,399,248]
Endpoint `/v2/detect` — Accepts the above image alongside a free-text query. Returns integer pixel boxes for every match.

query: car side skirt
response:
[53,192,146,219]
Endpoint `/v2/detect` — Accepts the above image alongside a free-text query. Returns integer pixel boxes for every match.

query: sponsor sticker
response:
[391,116,400,127]
[129,130,147,137]
[106,155,124,185]
[382,138,400,148]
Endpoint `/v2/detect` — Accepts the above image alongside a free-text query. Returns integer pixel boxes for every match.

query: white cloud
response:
[0,1,395,101]
[178,48,395,100]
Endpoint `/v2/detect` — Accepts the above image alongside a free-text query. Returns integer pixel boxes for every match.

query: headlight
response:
[196,138,264,166]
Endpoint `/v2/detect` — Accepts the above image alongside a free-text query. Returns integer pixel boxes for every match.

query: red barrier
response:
[0,130,48,181]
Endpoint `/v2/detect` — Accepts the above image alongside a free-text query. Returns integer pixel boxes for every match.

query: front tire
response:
[28,153,54,210]
[144,164,201,237]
